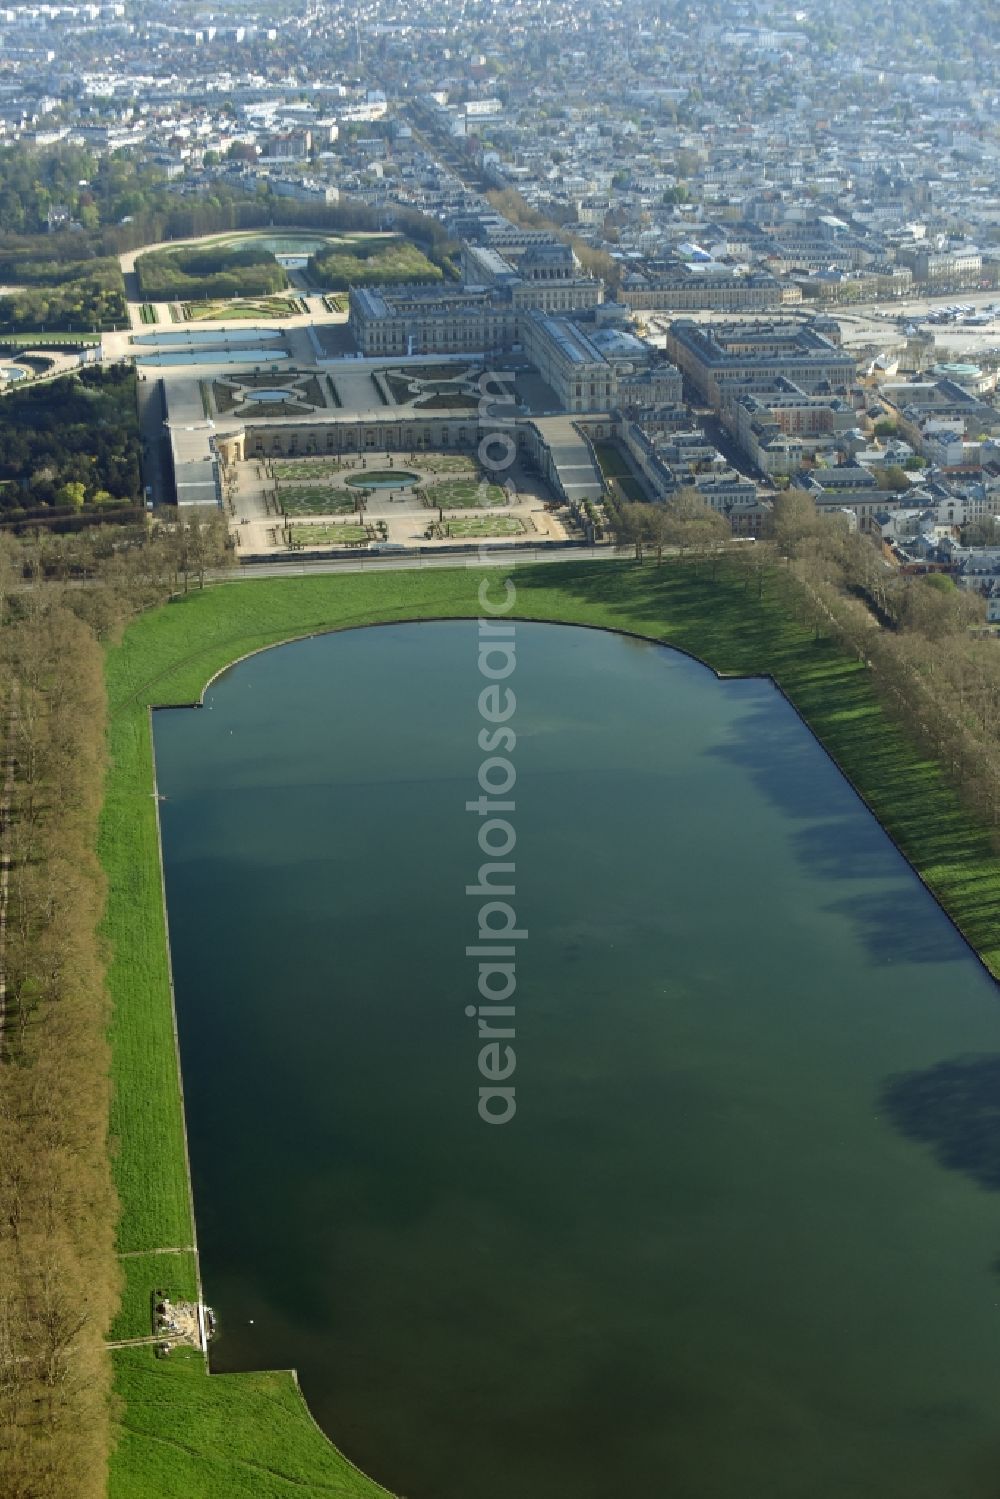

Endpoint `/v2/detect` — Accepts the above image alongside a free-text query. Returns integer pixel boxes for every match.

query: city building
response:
[619,263,794,312]
[665,319,856,409]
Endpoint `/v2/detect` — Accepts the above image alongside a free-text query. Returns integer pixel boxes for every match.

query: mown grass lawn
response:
[421,478,507,508]
[442,514,526,537]
[273,461,344,481]
[102,696,193,1255]
[289,523,369,544]
[279,488,356,515]
[103,557,1000,1498]
[419,453,478,475]
[112,1348,390,1499]
[180,297,301,322]
[110,1252,200,1342]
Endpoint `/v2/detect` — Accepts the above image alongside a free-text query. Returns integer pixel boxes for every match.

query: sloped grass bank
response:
[112,1349,391,1499]
[102,559,1000,1496]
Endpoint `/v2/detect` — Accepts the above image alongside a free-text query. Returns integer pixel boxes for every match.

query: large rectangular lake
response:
[153,620,1000,1499]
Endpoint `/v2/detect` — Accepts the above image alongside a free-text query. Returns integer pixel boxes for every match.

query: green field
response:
[279,487,356,515]
[422,479,507,508]
[102,559,1000,1498]
[111,1251,199,1342]
[178,296,303,322]
[273,460,343,481]
[442,515,526,537]
[113,1347,391,1499]
[418,454,478,475]
[289,523,369,545]
[0,331,101,348]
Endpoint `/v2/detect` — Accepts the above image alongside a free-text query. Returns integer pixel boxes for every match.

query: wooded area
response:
[0,579,118,1499]
[0,144,449,252]
[135,244,289,303]
[0,145,453,327]
[771,491,1000,841]
[611,490,731,562]
[0,369,141,522]
[0,252,121,289]
[0,230,128,333]
[0,510,231,1496]
[0,262,126,335]
[306,237,443,291]
[607,489,1000,841]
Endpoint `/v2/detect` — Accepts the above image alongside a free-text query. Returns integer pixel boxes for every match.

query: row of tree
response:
[612,491,731,563]
[90,180,457,266]
[0,576,118,1499]
[484,187,621,288]
[0,512,231,1495]
[11,510,232,608]
[760,491,999,838]
[604,487,998,836]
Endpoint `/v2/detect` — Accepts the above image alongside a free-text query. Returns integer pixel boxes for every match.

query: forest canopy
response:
[0,367,141,520]
[306,235,443,290]
[0,258,126,333]
[135,243,289,302]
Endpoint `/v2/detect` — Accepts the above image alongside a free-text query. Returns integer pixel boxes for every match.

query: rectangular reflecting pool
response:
[153,621,1000,1499]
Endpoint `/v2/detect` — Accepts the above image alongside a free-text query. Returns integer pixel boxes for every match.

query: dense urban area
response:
[1,0,1000,1496]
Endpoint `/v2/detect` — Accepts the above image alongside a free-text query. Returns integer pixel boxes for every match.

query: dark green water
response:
[154,621,1000,1499]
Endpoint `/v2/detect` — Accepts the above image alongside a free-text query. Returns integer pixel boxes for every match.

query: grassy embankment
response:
[103,560,1000,1497]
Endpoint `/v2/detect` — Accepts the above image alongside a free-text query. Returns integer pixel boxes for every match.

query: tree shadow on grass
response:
[879,1054,1000,1191]
[512,560,807,676]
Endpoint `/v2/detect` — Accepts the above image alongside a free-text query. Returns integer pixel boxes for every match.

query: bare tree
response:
[769,487,826,559]
[615,502,650,562]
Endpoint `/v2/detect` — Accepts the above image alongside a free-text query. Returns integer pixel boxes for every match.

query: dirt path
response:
[0,688,18,1048]
[117,1246,196,1259]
